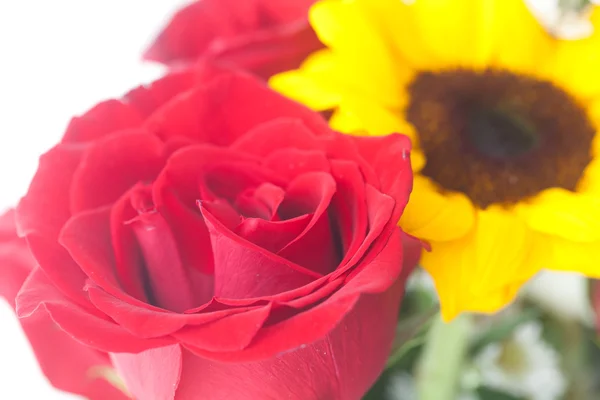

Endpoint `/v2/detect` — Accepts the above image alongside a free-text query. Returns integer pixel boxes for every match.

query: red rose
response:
[0,210,128,400]
[14,64,419,399]
[144,0,324,79]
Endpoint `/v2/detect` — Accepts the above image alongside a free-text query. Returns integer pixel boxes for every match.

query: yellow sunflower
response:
[270,0,600,320]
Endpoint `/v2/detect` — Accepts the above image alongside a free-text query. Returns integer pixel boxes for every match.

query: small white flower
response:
[474,322,566,400]
[526,271,595,326]
[386,371,478,400]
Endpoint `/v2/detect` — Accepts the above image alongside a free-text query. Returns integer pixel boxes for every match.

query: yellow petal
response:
[386,0,496,69]
[329,104,426,172]
[543,234,600,278]
[400,176,476,242]
[543,28,600,100]
[269,50,343,110]
[336,97,416,139]
[587,99,600,157]
[515,188,600,242]
[489,0,556,76]
[422,207,542,321]
[578,158,600,195]
[577,99,600,194]
[329,108,364,134]
[309,0,402,107]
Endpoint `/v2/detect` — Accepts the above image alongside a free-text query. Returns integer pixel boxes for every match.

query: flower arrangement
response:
[2,0,600,399]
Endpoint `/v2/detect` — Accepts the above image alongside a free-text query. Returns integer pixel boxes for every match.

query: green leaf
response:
[386,305,439,369]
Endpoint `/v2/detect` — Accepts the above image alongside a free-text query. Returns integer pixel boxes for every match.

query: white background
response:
[0,1,595,399]
[0,1,188,398]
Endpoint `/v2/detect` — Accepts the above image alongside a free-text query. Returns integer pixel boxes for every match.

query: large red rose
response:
[14,64,419,399]
[144,0,324,79]
[0,210,128,400]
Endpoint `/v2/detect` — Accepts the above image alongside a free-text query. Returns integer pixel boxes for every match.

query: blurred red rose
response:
[144,0,324,79]
[0,210,128,400]
[13,64,419,399]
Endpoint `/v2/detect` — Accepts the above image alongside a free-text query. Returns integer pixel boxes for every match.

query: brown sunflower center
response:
[406,68,595,208]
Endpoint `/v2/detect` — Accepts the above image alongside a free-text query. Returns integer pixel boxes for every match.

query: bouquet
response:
[2,0,600,399]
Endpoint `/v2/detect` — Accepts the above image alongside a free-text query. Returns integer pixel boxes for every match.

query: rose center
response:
[406,68,595,208]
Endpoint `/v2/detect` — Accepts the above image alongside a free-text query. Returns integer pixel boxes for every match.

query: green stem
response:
[415,313,472,400]
[559,318,588,400]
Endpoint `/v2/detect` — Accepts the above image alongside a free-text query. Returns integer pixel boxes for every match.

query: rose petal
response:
[25,234,95,311]
[186,228,405,362]
[0,209,17,239]
[61,100,144,144]
[202,162,286,204]
[326,160,368,268]
[230,118,323,157]
[86,286,187,338]
[172,303,272,352]
[144,0,322,77]
[146,73,331,145]
[207,20,323,79]
[129,205,197,312]
[320,133,380,186]
[112,344,182,400]
[236,214,311,253]
[143,0,262,65]
[158,144,260,206]
[350,134,413,223]
[21,309,129,400]
[87,286,264,338]
[331,184,395,280]
[277,172,339,274]
[263,148,331,181]
[0,211,33,307]
[110,188,150,302]
[234,182,286,219]
[124,69,196,118]
[179,276,401,399]
[69,130,165,213]
[0,213,127,400]
[17,143,83,238]
[62,205,210,316]
[60,208,123,295]
[16,267,171,353]
[154,145,260,275]
[200,203,319,299]
[213,273,331,307]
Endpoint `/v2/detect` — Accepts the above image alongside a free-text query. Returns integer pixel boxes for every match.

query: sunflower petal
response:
[544,235,600,278]
[329,98,426,171]
[422,207,542,321]
[400,176,476,242]
[544,30,600,100]
[489,0,556,75]
[269,50,343,110]
[389,0,496,69]
[308,0,401,106]
[515,188,600,242]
